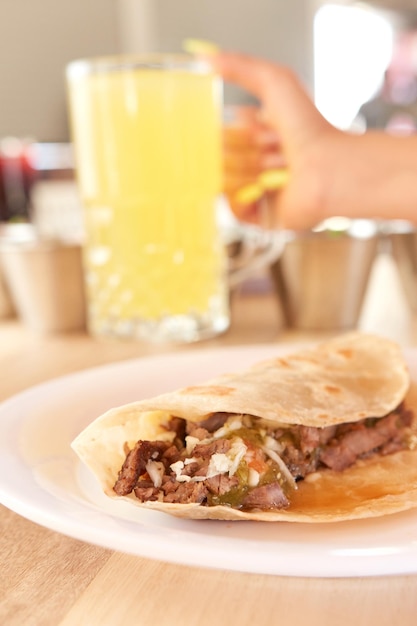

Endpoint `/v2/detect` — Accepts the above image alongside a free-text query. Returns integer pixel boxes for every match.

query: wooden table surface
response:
[2,253,417,626]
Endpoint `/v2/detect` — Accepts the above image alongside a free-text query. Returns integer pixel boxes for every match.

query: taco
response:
[71,333,417,522]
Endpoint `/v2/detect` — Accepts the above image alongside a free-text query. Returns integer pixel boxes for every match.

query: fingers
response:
[255,127,281,149]
[210,52,329,147]
[211,52,287,102]
[261,152,286,170]
[222,103,285,218]
[223,117,263,199]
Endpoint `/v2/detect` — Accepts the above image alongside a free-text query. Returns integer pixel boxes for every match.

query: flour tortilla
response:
[72,333,417,522]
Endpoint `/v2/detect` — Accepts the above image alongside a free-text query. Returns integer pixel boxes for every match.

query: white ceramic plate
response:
[2,343,417,578]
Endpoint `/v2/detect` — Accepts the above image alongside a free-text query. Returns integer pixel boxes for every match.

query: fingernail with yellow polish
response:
[234,169,289,207]
[258,168,289,190]
[234,183,264,205]
[182,38,220,56]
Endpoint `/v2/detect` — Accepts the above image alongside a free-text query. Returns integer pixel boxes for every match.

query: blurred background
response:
[2,0,417,331]
[2,0,417,143]
[2,0,417,247]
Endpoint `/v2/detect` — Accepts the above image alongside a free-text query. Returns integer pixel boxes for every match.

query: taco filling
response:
[113,404,414,511]
[72,333,417,522]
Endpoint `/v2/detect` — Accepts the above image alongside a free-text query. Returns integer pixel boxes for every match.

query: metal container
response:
[270,219,379,330]
[0,226,86,333]
[0,223,34,320]
[386,221,417,312]
[0,261,15,318]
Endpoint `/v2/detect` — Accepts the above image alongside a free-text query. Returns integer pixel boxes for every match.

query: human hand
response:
[222,105,287,224]
[211,51,338,229]
[187,41,417,229]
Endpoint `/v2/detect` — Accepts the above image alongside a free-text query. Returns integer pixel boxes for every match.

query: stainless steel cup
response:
[0,223,34,320]
[270,219,379,330]
[0,228,86,333]
[386,221,417,311]
[0,262,15,319]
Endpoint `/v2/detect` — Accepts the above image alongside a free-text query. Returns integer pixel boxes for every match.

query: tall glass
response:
[66,54,229,342]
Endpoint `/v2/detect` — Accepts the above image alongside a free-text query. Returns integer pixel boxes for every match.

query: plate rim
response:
[2,342,417,578]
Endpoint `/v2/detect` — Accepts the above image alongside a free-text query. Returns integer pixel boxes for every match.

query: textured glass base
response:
[88,310,230,344]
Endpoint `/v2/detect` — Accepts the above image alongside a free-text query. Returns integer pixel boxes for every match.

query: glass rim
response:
[66,53,212,79]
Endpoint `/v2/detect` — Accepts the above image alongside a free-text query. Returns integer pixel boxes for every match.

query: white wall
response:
[122,0,314,104]
[0,0,314,141]
[0,0,120,141]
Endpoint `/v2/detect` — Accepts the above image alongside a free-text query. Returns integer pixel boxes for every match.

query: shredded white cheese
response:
[166,415,298,493]
[170,460,191,483]
[185,435,201,455]
[264,435,284,454]
[206,453,231,477]
[248,468,260,487]
[202,439,248,479]
[213,417,243,439]
[145,460,165,488]
[228,439,248,476]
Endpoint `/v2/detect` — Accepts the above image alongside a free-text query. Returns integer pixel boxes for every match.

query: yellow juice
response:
[67,57,228,340]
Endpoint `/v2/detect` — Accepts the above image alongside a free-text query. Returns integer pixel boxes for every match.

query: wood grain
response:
[0,508,111,626]
[1,264,417,626]
[59,553,417,626]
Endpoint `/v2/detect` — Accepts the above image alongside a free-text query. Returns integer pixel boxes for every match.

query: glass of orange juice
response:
[66,54,229,342]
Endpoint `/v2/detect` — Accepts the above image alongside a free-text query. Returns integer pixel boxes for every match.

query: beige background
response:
[0,0,120,141]
[0,0,314,142]
[1,0,416,142]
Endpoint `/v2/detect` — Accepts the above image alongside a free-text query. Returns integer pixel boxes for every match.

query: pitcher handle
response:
[218,198,287,288]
